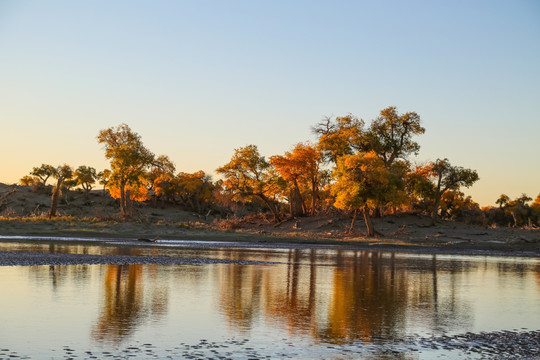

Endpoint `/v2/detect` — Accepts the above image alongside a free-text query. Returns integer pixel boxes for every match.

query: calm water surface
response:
[0,241,539,359]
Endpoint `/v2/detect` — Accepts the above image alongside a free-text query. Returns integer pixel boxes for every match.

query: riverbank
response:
[0,214,539,257]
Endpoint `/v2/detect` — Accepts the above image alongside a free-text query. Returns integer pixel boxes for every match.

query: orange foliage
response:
[108,183,150,202]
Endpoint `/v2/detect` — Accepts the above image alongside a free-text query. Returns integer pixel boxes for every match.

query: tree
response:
[332,151,391,236]
[505,194,533,227]
[216,145,281,222]
[270,143,323,217]
[428,159,479,223]
[313,114,364,164]
[313,107,425,168]
[531,194,540,225]
[97,124,155,219]
[495,194,510,208]
[176,171,215,212]
[48,164,73,219]
[97,169,111,192]
[20,175,40,187]
[147,155,176,205]
[73,166,98,195]
[361,106,425,166]
[30,164,56,186]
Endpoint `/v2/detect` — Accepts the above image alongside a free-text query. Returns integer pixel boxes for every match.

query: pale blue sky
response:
[1,0,539,206]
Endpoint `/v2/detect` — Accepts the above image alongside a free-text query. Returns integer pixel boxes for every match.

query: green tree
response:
[97,124,155,219]
[216,145,281,222]
[48,164,73,219]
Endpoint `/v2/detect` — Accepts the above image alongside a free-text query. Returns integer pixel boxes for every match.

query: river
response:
[0,240,538,359]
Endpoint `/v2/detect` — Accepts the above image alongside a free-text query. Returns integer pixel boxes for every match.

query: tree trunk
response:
[120,183,126,218]
[363,205,376,237]
[289,188,295,217]
[48,179,63,219]
[259,194,281,223]
[431,192,441,226]
[293,179,305,216]
[348,209,358,234]
[125,189,132,219]
[311,178,317,216]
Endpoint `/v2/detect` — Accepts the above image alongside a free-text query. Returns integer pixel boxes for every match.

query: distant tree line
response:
[18,107,540,234]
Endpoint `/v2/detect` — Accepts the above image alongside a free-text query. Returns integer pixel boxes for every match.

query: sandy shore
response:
[0,216,539,258]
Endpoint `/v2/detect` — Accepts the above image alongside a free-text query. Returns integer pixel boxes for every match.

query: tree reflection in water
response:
[216,250,476,343]
[91,264,168,344]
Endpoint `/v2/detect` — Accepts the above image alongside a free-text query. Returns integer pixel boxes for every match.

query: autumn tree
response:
[30,164,56,186]
[312,114,364,164]
[313,107,424,217]
[332,151,392,236]
[428,159,479,223]
[313,107,424,168]
[20,175,40,187]
[148,155,176,203]
[48,164,73,219]
[270,143,323,217]
[97,169,111,192]
[97,124,155,219]
[176,171,215,212]
[361,106,425,166]
[73,166,98,195]
[216,145,281,222]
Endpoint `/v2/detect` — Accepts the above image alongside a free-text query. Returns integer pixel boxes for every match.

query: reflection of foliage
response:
[216,249,476,344]
[91,264,168,344]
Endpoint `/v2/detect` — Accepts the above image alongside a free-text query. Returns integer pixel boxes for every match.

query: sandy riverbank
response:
[0,214,539,257]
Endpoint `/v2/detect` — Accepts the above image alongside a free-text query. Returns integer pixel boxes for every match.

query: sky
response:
[0,0,539,206]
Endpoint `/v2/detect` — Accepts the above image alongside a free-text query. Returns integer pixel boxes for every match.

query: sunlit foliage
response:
[30,164,56,186]
[426,159,479,223]
[332,151,391,235]
[361,106,425,166]
[176,171,215,212]
[19,175,40,187]
[97,124,155,218]
[73,166,98,194]
[313,114,364,164]
[270,143,323,217]
[216,145,281,222]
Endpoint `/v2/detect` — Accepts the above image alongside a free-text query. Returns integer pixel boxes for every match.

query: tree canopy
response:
[97,123,155,218]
